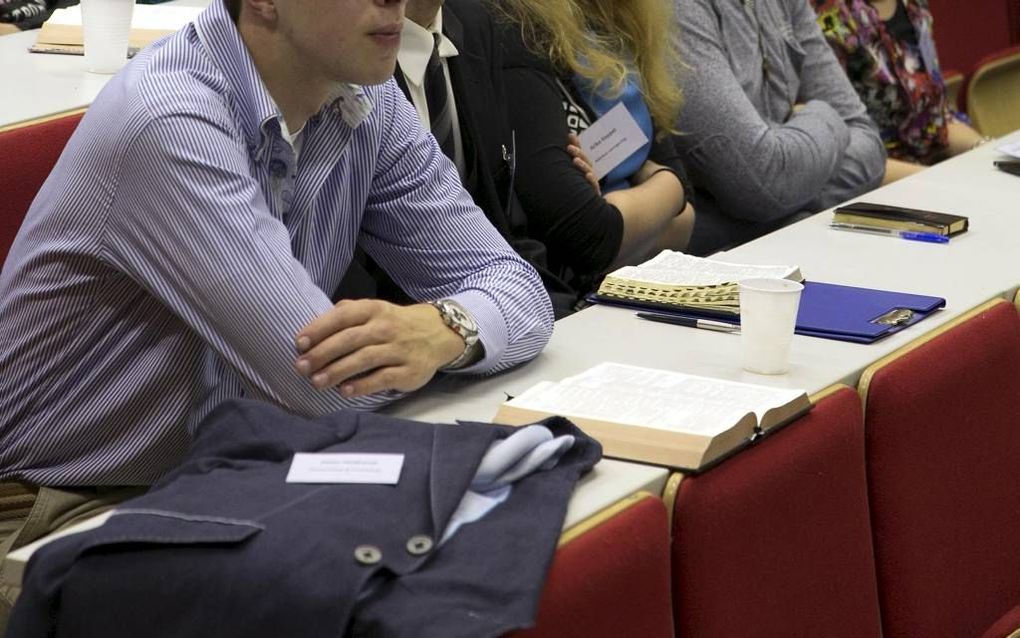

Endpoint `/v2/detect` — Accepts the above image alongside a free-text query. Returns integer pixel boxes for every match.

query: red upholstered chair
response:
[928,0,1016,76]
[984,605,1020,638]
[859,298,1020,638]
[508,492,674,638]
[669,385,882,638]
[0,110,85,263]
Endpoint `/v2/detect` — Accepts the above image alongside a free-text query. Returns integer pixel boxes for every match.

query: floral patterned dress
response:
[811,0,951,164]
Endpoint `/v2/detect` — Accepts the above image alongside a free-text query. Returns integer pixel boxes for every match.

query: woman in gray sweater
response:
[673,0,887,255]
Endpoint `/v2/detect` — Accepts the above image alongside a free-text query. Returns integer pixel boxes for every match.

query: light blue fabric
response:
[441,424,576,545]
[572,72,653,193]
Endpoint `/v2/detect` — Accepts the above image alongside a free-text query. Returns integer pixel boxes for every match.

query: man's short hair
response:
[225,0,240,22]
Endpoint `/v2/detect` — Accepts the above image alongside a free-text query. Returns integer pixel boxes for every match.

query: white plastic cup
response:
[738,278,804,375]
[81,0,135,74]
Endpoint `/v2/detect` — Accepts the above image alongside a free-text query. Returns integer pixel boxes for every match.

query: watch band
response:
[429,299,482,370]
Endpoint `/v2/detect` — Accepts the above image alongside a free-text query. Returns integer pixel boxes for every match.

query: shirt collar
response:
[397,8,459,88]
[194,0,373,159]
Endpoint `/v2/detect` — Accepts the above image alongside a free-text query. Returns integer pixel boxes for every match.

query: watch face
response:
[449,304,475,329]
[435,300,479,345]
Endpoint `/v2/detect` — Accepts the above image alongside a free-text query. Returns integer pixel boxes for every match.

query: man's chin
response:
[348,61,399,87]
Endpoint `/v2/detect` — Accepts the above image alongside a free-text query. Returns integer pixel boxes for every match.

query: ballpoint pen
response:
[636,312,740,333]
[829,222,949,244]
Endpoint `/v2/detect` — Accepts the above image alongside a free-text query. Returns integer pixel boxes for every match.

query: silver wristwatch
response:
[429,299,482,370]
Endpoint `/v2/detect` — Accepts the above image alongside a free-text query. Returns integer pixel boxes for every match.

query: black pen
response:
[636,312,740,333]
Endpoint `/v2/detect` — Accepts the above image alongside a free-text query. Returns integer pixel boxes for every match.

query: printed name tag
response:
[286,453,404,484]
[577,102,650,180]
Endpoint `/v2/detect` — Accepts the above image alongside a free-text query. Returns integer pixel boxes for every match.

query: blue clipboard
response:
[591,281,946,344]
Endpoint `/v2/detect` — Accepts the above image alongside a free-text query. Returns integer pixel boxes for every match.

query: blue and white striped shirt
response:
[0,0,553,486]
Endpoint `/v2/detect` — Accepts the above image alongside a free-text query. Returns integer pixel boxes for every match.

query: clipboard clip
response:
[872,308,915,326]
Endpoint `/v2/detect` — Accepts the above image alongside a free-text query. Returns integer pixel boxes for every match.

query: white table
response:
[387,132,1020,522]
[392,133,1020,417]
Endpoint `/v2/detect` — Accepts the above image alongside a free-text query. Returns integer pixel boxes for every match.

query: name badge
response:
[577,102,650,180]
[286,453,404,484]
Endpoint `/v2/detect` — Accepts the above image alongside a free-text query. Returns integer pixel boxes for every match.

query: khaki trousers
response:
[0,483,143,633]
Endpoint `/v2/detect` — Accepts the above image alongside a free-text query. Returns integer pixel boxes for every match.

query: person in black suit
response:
[398,0,516,253]
[345,0,583,317]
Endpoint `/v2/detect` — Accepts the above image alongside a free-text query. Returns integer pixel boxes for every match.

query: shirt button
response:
[354,545,382,565]
[406,535,433,556]
[281,190,294,205]
[269,159,288,178]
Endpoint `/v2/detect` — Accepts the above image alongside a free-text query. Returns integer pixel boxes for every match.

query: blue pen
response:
[829,222,949,244]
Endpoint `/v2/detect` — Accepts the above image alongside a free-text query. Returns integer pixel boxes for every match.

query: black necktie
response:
[423,32,456,162]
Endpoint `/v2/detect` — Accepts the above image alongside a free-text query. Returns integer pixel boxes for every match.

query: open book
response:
[494,363,812,471]
[594,251,802,316]
[32,4,202,55]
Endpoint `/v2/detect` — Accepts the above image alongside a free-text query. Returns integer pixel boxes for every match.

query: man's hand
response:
[294,300,466,398]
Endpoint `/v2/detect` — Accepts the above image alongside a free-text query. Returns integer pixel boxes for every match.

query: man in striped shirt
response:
[0,0,553,592]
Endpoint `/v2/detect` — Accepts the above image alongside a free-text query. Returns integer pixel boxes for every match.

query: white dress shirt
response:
[397,10,466,175]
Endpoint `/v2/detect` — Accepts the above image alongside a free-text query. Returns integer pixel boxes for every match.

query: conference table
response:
[387,133,1020,433]
[386,131,1020,522]
[2,13,1019,531]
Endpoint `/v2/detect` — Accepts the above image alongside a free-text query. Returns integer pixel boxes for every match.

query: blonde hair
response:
[492,0,682,136]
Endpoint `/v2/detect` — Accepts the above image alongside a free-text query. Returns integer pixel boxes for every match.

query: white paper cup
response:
[738,278,804,375]
[81,0,135,74]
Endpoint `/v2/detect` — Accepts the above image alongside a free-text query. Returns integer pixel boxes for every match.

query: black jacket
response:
[340,0,578,317]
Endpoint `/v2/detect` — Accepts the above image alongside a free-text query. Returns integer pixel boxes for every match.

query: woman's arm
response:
[501,28,688,277]
[946,119,988,157]
[605,160,688,266]
[882,157,927,184]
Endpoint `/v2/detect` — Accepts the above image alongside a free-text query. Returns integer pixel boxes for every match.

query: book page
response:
[605,251,800,287]
[507,363,806,436]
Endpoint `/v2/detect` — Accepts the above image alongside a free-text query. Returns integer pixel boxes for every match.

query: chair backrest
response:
[859,298,1020,638]
[508,492,674,638]
[929,0,1018,76]
[670,385,882,638]
[967,46,1020,136]
[0,110,84,264]
[982,604,1020,638]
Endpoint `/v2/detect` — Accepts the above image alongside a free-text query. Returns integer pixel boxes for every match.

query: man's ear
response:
[243,0,277,22]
